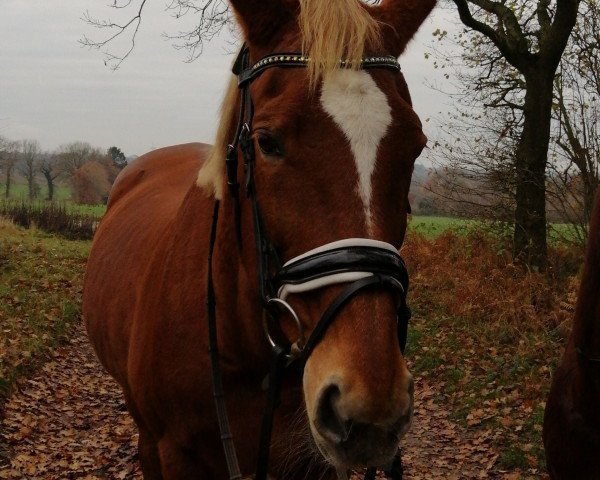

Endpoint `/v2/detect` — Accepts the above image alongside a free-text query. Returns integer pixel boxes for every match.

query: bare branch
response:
[80,0,233,69]
[164,0,231,63]
[80,0,148,70]
[540,0,580,68]
[451,0,532,71]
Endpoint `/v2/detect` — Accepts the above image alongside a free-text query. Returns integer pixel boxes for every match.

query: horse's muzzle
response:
[311,377,414,469]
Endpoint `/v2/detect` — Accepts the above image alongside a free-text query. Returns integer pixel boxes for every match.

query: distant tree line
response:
[0,138,127,204]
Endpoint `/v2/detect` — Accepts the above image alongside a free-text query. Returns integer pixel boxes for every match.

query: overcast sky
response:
[0,0,456,158]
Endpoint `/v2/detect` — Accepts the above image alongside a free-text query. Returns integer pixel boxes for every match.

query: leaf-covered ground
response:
[0,325,140,479]
[0,322,549,479]
[401,230,580,477]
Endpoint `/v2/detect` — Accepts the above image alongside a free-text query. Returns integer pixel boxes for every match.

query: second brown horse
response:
[544,191,600,479]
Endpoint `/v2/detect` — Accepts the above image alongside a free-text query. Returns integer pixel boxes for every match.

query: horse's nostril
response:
[316,384,348,444]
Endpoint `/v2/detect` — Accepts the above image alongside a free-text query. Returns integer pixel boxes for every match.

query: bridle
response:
[206,44,411,480]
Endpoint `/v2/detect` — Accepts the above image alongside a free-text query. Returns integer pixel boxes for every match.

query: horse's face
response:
[250,65,424,253]
[250,63,423,471]
[207,0,436,471]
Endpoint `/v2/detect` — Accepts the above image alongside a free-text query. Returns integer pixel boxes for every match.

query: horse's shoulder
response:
[107,142,212,209]
[87,141,213,310]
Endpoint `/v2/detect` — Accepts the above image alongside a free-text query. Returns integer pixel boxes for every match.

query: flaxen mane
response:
[197,0,382,198]
[196,76,238,199]
[299,0,381,83]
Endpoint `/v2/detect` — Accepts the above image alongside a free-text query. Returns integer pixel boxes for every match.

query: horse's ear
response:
[229,0,296,46]
[372,0,437,57]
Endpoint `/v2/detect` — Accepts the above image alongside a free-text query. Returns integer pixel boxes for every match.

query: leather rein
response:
[206,45,411,480]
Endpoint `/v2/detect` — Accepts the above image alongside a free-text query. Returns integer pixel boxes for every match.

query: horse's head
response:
[198,0,435,471]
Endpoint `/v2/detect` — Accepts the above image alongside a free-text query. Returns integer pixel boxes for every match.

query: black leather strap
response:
[299,275,404,364]
[255,344,288,480]
[238,52,401,86]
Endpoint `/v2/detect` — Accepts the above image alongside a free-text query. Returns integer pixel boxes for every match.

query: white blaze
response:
[320,70,392,228]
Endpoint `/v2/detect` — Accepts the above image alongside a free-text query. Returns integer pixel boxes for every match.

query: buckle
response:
[264,298,305,361]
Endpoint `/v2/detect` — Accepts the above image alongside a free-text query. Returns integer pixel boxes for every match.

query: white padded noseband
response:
[277,238,399,300]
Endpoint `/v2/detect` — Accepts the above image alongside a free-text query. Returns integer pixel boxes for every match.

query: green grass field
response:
[0,181,586,244]
[408,215,479,238]
[547,222,587,246]
[0,183,72,202]
[410,215,585,246]
[65,203,106,217]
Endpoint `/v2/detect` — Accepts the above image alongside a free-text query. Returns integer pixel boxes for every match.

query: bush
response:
[71,159,118,205]
[0,201,99,240]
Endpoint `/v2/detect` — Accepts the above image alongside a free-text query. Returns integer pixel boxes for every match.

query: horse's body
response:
[84,1,436,478]
[544,191,600,479]
[85,143,279,477]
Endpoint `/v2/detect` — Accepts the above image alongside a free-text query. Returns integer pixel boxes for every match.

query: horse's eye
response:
[257,134,284,158]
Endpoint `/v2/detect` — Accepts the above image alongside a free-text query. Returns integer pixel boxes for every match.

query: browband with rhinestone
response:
[237,52,401,86]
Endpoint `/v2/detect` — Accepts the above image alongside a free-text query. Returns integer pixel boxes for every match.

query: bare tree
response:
[38,153,63,201]
[80,0,384,68]
[426,92,520,223]
[546,0,600,244]
[56,142,104,178]
[0,136,19,199]
[430,0,582,270]
[440,0,580,269]
[17,139,41,200]
[429,0,597,248]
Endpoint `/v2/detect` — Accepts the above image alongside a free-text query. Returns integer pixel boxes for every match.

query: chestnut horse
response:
[83,0,436,478]
[544,191,600,479]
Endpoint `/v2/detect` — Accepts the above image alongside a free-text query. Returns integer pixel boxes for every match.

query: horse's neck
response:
[211,197,273,371]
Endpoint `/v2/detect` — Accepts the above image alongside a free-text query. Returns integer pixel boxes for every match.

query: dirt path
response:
[0,324,543,479]
[0,326,140,480]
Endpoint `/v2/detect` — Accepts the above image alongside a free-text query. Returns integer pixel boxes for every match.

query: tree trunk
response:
[28,177,35,200]
[581,163,600,229]
[513,70,554,271]
[5,167,11,198]
[43,171,55,201]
